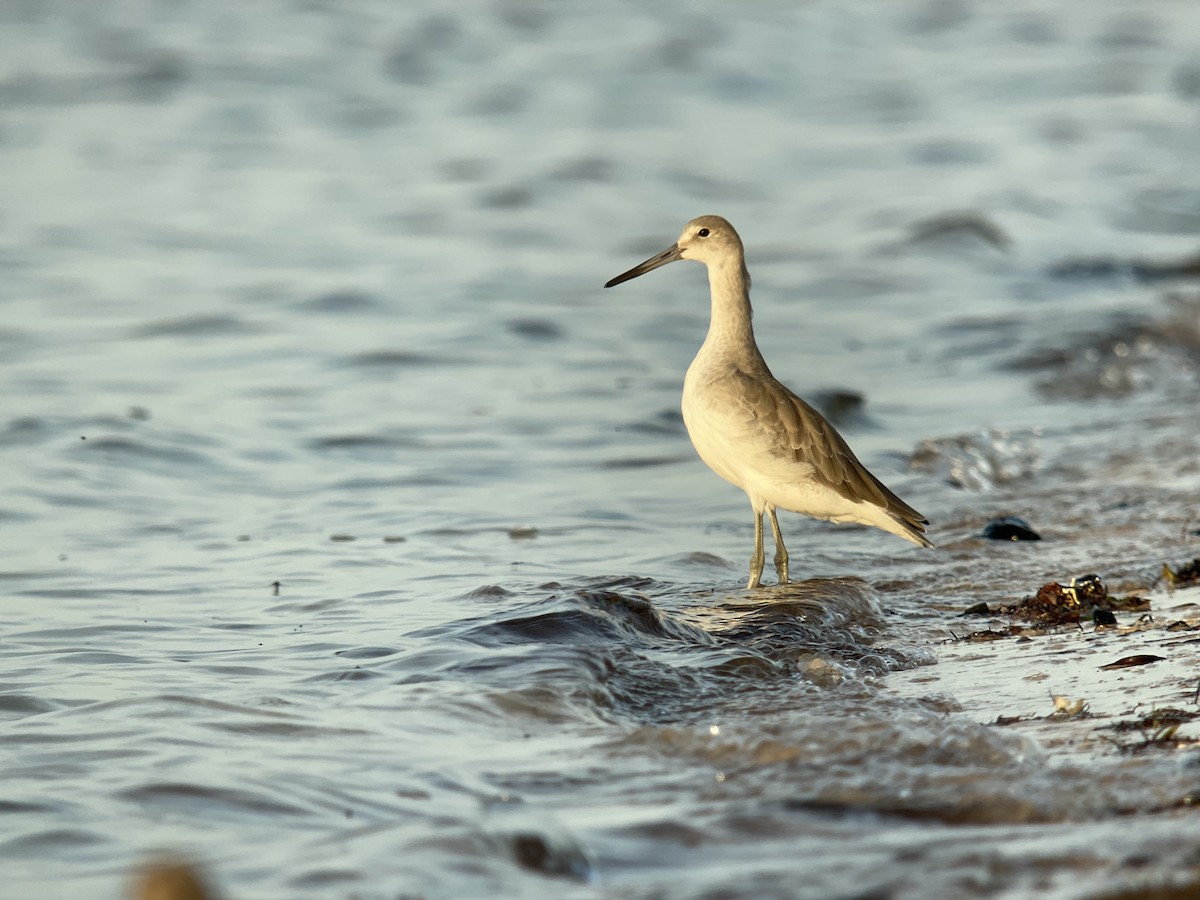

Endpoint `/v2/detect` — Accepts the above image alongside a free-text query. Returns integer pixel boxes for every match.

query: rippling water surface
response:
[4,2,1200,897]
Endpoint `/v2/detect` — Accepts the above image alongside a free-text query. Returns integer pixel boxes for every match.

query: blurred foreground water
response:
[3,1,1200,897]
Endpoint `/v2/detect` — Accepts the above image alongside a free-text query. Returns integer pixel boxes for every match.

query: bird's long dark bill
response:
[603,244,683,288]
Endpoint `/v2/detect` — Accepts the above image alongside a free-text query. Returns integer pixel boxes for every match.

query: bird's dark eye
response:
[697,227,710,237]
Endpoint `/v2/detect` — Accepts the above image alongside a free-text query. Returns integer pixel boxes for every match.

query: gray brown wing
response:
[732,370,929,534]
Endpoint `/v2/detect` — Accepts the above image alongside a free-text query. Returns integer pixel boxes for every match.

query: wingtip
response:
[895,515,934,549]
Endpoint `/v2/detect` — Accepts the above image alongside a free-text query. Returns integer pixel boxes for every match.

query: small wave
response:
[505,317,563,340]
[118,782,308,819]
[910,427,1043,491]
[307,433,422,453]
[296,289,382,314]
[403,577,927,731]
[133,314,260,338]
[337,349,442,368]
[0,829,105,858]
[75,435,212,467]
[1009,295,1200,400]
[452,589,716,648]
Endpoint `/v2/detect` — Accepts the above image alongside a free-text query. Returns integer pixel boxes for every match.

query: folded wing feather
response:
[732,370,929,536]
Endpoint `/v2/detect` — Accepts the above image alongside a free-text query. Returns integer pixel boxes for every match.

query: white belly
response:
[681,388,752,489]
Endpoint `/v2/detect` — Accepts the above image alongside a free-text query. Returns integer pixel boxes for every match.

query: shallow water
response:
[3,1,1200,897]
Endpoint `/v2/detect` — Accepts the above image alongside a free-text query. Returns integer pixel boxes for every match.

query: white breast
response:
[681,349,804,493]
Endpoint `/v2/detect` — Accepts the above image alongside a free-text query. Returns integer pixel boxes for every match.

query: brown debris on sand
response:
[1160,557,1200,588]
[1099,654,1167,671]
[992,574,1150,626]
[1101,707,1200,755]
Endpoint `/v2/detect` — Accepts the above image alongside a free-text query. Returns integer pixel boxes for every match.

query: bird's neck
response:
[702,257,760,363]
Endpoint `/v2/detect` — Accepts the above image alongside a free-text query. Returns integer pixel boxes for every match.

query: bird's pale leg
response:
[767,505,789,585]
[747,505,765,590]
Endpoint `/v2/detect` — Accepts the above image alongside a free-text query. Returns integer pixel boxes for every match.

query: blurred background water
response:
[3,1,1200,897]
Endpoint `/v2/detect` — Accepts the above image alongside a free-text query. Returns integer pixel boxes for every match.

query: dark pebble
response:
[981,516,1041,541]
[961,602,991,616]
[1093,608,1118,626]
[512,833,550,871]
